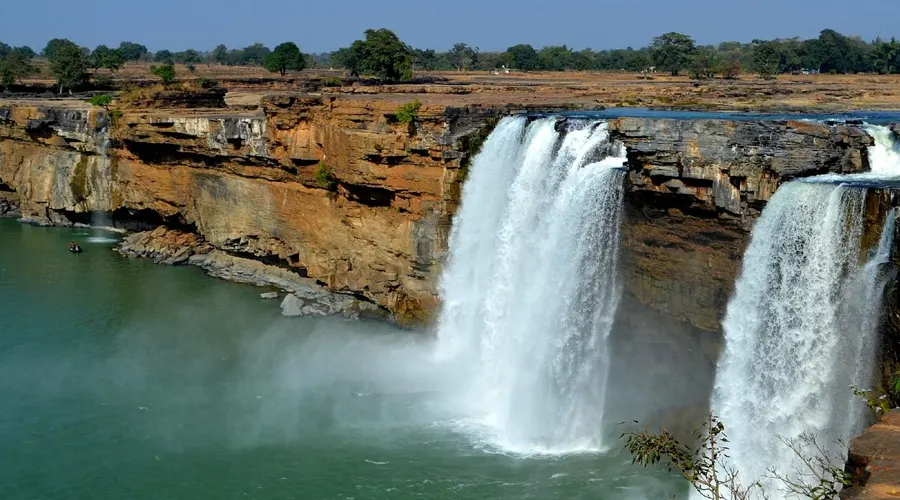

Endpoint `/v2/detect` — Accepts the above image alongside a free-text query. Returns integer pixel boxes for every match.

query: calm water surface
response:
[0,219,680,499]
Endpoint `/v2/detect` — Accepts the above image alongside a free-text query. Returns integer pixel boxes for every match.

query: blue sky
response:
[4,0,900,53]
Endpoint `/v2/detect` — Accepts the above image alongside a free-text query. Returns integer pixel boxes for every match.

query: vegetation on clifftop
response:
[0,43,38,88]
[334,29,413,81]
[46,39,88,94]
[4,27,900,90]
[264,42,307,76]
[150,62,176,87]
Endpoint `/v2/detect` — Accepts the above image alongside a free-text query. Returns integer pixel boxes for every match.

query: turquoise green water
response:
[0,219,681,499]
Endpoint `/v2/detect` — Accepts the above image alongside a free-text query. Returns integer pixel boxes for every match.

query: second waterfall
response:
[435,116,628,454]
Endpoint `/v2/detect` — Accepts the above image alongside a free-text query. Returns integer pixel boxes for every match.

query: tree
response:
[753,41,782,79]
[150,62,176,87]
[871,38,900,74]
[42,38,73,60]
[448,43,478,71]
[47,40,88,94]
[117,41,148,61]
[154,50,174,63]
[689,47,721,79]
[211,44,229,65]
[342,29,413,81]
[505,44,539,71]
[174,49,201,65]
[412,49,439,71]
[622,413,851,500]
[239,43,270,65]
[651,32,697,76]
[722,54,743,79]
[92,45,125,72]
[0,45,38,88]
[264,42,306,76]
[87,94,113,112]
[538,45,574,71]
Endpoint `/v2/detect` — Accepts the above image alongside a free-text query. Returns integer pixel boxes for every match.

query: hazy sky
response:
[4,0,900,53]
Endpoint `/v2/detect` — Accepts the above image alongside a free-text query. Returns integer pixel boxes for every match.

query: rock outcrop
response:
[609,118,873,331]
[118,226,383,319]
[0,99,880,327]
[0,97,502,324]
[843,410,900,499]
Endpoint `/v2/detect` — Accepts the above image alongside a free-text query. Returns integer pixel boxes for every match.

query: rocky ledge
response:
[118,226,384,319]
[843,410,900,499]
[609,118,875,332]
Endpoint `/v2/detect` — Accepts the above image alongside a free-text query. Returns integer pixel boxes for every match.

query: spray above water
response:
[436,116,628,454]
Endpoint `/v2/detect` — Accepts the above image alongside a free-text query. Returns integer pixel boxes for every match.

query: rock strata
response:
[0,99,879,327]
[843,410,900,499]
[118,226,385,320]
[609,118,874,332]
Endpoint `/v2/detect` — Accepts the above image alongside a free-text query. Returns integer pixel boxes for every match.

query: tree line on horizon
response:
[4,28,900,91]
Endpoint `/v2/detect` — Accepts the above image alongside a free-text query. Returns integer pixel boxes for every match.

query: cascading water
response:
[708,124,900,498]
[86,125,118,243]
[436,116,628,454]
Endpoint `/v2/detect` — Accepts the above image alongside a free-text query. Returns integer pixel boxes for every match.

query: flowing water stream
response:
[707,125,900,498]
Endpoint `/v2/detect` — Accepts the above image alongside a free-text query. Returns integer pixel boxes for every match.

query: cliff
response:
[608,117,873,331]
[0,96,534,323]
[843,410,900,499]
[0,99,879,328]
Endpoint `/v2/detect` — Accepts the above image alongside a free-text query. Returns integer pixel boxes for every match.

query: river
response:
[0,219,680,499]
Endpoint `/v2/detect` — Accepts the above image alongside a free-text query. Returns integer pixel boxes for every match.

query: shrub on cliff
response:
[314,162,337,191]
[150,62,176,87]
[340,29,413,82]
[87,94,113,111]
[396,99,421,124]
[264,42,307,76]
[47,39,89,94]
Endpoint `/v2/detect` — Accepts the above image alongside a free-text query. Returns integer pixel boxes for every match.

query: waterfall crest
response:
[436,116,627,454]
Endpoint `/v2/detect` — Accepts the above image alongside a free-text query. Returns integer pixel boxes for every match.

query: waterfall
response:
[87,125,118,242]
[866,125,900,176]
[436,116,628,454]
[708,124,900,498]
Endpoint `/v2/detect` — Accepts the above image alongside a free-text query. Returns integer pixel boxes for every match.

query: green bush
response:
[314,162,337,191]
[321,76,342,87]
[196,77,218,89]
[87,94,113,109]
[150,62,176,86]
[396,99,422,124]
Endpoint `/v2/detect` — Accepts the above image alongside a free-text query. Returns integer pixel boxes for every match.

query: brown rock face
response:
[0,101,878,328]
[609,118,874,332]
[0,97,501,324]
[843,410,900,499]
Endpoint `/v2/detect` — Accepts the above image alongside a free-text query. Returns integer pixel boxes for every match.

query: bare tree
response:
[767,434,851,500]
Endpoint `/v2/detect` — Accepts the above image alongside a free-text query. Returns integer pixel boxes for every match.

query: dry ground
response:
[16,62,900,113]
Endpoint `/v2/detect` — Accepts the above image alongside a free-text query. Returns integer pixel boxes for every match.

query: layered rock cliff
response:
[0,99,880,328]
[608,117,874,332]
[0,97,525,323]
[2,96,897,496]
